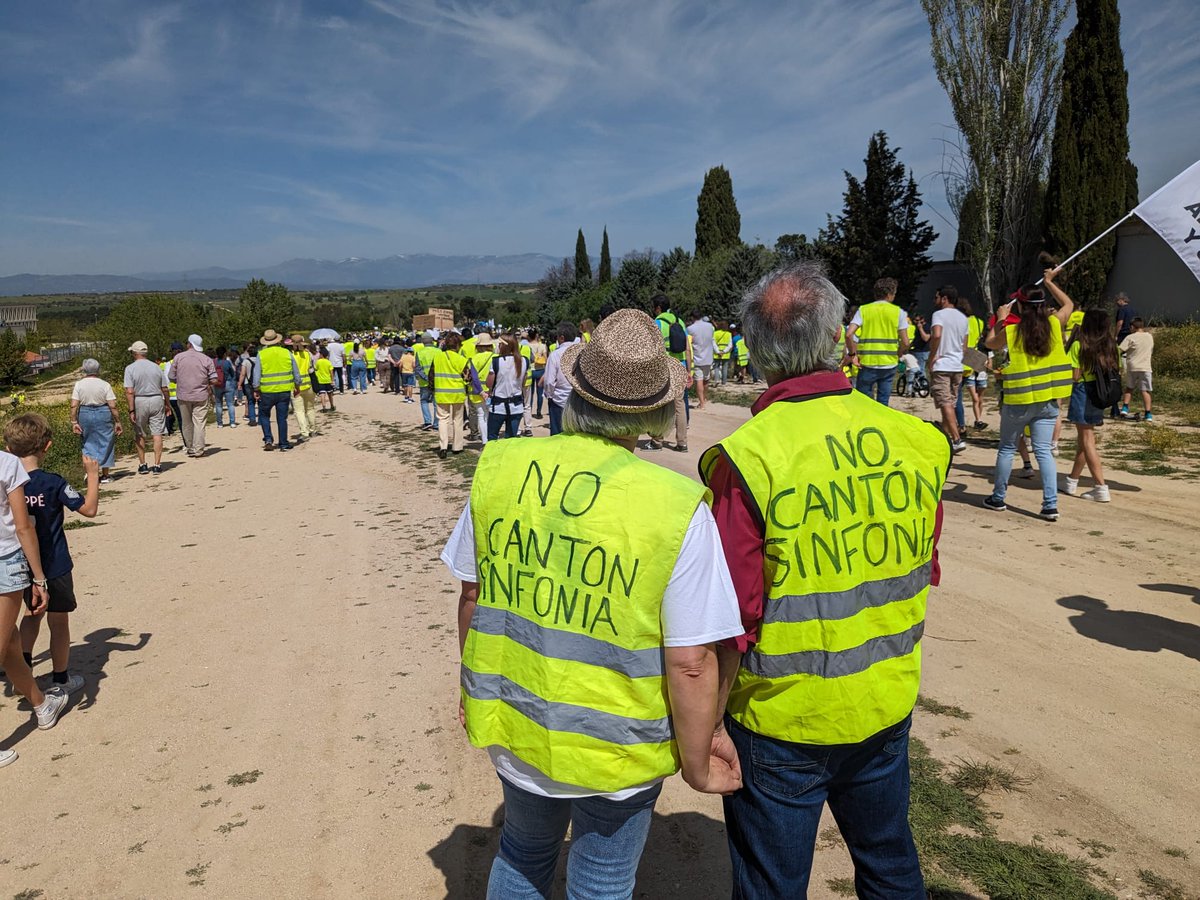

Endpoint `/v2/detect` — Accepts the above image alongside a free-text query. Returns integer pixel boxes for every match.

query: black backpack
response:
[661,315,688,354]
[1086,367,1122,409]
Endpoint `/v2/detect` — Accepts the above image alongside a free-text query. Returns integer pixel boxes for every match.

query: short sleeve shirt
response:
[72,378,116,406]
[0,452,30,557]
[23,468,85,578]
[124,359,169,397]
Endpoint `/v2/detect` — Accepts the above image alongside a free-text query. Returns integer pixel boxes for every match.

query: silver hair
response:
[562,391,673,440]
[81,358,101,375]
[740,262,847,379]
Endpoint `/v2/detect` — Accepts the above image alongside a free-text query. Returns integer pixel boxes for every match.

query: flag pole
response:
[1036,211,1136,284]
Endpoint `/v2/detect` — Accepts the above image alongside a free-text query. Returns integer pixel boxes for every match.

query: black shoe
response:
[279,444,293,452]
[982,496,1006,512]
[438,449,447,459]
[645,440,663,452]
[1039,504,1059,522]
[533,413,543,419]
[672,444,689,453]
[263,442,275,451]
[150,465,162,475]
[137,464,149,475]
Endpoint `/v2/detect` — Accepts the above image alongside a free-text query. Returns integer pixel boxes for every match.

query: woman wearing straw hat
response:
[441,308,744,898]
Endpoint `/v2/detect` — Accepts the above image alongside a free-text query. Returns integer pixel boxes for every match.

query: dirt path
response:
[1,386,1196,898]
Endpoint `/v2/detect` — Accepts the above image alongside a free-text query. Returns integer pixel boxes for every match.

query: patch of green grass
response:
[916,695,973,720]
[216,819,247,835]
[1087,530,1104,537]
[225,769,261,787]
[1138,868,1188,900]
[826,877,856,896]
[196,783,213,792]
[13,890,45,900]
[1162,847,1189,860]
[415,782,433,792]
[63,520,102,530]
[127,841,147,854]
[707,387,757,407]
[185,862,210,887]
[949,760,1030,798]
[1076,838,1115,859]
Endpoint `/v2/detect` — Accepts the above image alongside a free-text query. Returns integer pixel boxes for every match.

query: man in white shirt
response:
[540,321,580,436]
[326,339,345,393]
[927,285,969,451]
[687,312,716,409]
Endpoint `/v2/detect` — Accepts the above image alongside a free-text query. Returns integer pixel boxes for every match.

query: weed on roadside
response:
[916,695,973,720]
[1162,847,1189,860]
[185,862,210,886]
[826,877,855,896]
[1138,868,1189,900]
[226,770,261,787]
[127,841,147,854]
[950,760,1031,798]
[1076,838,1116,859]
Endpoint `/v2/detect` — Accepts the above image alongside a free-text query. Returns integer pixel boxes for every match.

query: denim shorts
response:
[0,547,32,593]
[1067,380,1104,426]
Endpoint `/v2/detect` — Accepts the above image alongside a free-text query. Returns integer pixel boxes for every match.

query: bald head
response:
[741,262,847,381]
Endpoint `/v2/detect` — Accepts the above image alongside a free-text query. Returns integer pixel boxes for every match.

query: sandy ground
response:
[1,382,1196,899]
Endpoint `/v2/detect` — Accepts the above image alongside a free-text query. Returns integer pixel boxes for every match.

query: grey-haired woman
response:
[70,358,123,482]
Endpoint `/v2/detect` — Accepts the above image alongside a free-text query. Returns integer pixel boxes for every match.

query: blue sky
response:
[1,0,1197,276]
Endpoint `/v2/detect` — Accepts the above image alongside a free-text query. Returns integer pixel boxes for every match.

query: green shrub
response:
[0,396,137,486]
[1152,323,1200,379]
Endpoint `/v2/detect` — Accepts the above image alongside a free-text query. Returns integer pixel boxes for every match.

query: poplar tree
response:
[695,166,741,258]
[1043,0,1136,306]
[574,229,592,288]
[598,228,612,284]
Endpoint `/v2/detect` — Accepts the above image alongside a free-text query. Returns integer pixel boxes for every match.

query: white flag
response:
[1133,158,1200,282]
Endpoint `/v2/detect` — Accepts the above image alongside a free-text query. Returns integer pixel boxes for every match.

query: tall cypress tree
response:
[598,228,612,284]
[574,229,592,288]
[1043,0,1135,307]
[695,166,741,258]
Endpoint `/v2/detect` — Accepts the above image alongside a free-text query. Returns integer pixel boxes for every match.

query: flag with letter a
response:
[1133,159,1200,282]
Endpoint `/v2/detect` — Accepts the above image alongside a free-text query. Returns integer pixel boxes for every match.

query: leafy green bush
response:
[1152,323,1200,379]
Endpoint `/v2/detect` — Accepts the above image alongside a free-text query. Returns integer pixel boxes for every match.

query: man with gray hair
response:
[123,341,171,474]
[699,262,950,898]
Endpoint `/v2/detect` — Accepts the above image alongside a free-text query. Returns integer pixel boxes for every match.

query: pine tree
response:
[695,166,742,258]
[717,244,772,320]
[574,229,592,289]
[817,132,937,307]
[611,253,658,312]
[1043,0,1135,307]
[0,328,27,385]
[598,228,612,284]
[656,247,691,292]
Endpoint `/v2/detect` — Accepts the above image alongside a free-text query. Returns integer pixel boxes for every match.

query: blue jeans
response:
[366,366,375,384]
[955,381,966,430]
[530,369,545,414]
[258,391,292,448]
[855,366,894,405]
[724,715,924,900]
[241,385,257,425]
[351,361,367,392]
[487,776,661,900]
[548,399,564,435]
[419,385,435,426]
[487,411,523,441]
[990,399,1059,507]
[216,386,237,426]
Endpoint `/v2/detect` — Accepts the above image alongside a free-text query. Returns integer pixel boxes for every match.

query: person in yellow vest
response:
[253,329,301,452]
[159,354,179,437]
[578,317,594,343]
[441,309,743,897]
[845,276,910,405]
[364,337,377,387]
[983,267,1074,520]
[701,263,949,898]
[713,320,733,385]
[414,335,439,432]
[313,346,336,411]
[289,335,318,441]
[429,332,472,457]
[733,328,750,382]
[468,332,495,444]
[957,296,989,431]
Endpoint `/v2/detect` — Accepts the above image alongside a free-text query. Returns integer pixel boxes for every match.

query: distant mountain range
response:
[0,253,566,297]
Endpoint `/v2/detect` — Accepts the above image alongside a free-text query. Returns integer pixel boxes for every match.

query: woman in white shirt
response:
[484,334,526,441]
[70,359,123,482]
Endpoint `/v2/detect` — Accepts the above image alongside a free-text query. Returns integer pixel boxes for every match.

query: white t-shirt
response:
[0,451,31,557]
[327,343,345,367]
[541,340,579,407]
[901,353,920,373]
[441,499,743,800]
[72,377,117,406]
[850,303,910,369]
[687,321,716,367]
[930,307,969,373]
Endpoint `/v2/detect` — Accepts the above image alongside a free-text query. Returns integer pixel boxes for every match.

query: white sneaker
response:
[48,674,85,696]
[0,748,16,768]
[1081,485,1111,503]
[1064,477,1079,496]
[951,440,967,453]
[1050,443,1060,457]
[36,690,68,729]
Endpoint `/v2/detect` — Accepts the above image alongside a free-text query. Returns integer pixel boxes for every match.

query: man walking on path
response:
[167,334,217,458]
[927,285,969,453]
[414,335,438,431]
[701,263,948,899]
[289,335,318,440]
[123,341,172,474]
[687,311,716,409]
[541,322,579,436]
[650,296,691,451]
[846,276,909,406]
[254,330,301,452]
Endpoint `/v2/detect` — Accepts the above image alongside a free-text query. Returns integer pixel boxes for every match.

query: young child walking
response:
[6,413,100,704]
[0,419,71,767]
[315,346,336,411]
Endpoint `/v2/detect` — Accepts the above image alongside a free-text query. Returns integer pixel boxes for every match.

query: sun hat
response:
[561,308,686,413]
[474,332,494,347]
[128,340,149,353]
[290,333,307,346]
[260,329,284,346]
[187,334,204,351]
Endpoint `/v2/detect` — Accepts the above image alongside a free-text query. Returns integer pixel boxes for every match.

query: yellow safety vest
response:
[700,390,949,745]
[1064,310,1085,345]
[714,329,732,361]
[258,346,295,394]
[735,338,749,365]
[519,344,533,386]
[160,362,176,399]
[292,350,314,390]
[963,317,984,375]
[1002,317,1073,405]
[834,325,847,367]
[365,345,376,368]
[462,337,477,358]
[432,349,469,404]
[415,344,437,387]
[856,301,904,368]
[463,433,707,792]
[469,351,494,404]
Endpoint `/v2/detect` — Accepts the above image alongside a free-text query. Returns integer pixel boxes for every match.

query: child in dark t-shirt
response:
[3,414,99,696]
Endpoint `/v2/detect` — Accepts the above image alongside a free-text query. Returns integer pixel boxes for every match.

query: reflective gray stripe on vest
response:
[1005,363,1072,382]
[763,562,932,625]
[856,338,898,345]
[471,605,664,678]
[461,667,673,745]
[1003,377,1074,395]
[744,620,924,680]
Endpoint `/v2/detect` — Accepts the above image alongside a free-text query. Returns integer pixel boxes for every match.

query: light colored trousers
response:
[471,402,489,444]
[437,403,465,451]
[522,383,533,434]
[293,389,317,437]
[177,399,210,452]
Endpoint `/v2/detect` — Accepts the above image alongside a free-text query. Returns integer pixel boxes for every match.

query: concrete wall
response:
[1106,218,1200,323]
